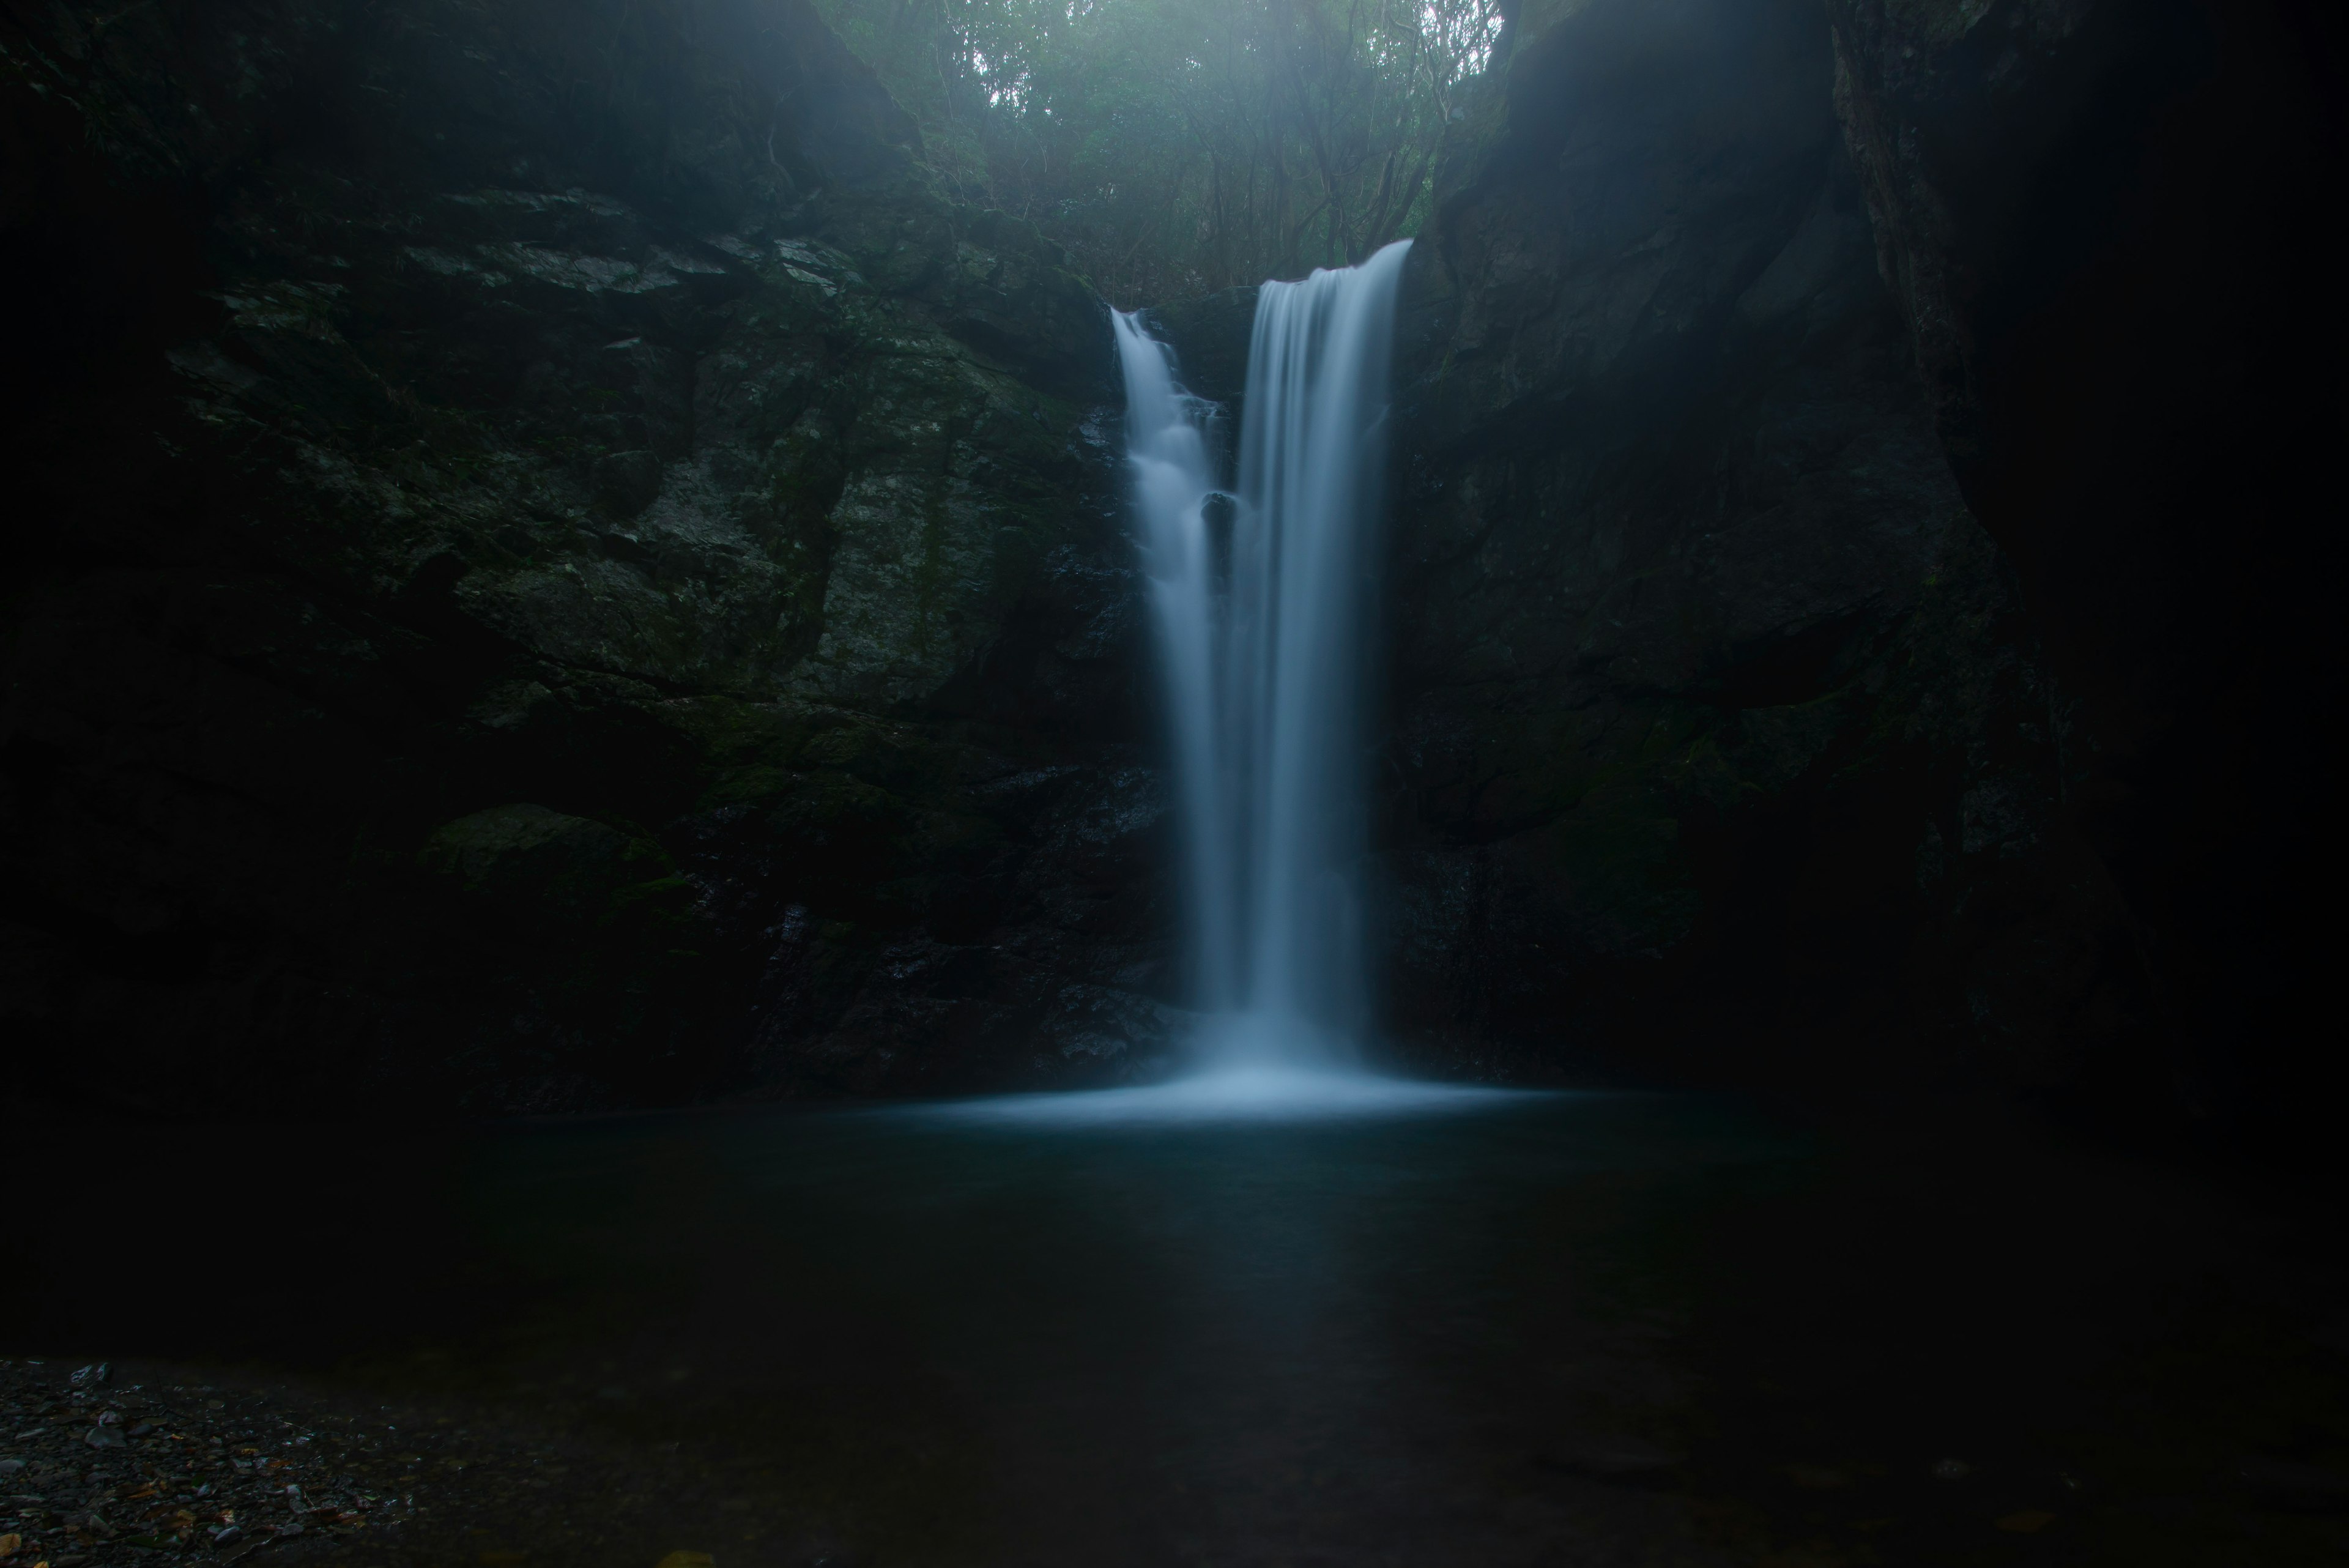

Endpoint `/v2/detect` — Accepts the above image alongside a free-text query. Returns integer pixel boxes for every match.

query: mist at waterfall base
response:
[1078,242,1476,1123]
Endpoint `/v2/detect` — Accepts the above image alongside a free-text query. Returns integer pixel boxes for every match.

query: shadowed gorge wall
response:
[0,0,1177,1112]
[1374,0,2120,1098]
[1360,0,2334,1145]
[1820,0,2348,1148]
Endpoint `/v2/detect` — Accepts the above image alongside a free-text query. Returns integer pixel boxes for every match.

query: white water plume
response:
[915,1065,1531,1128]
[1115,240,1413,1085]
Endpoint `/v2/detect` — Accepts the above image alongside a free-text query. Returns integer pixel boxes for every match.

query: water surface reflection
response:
[447,1086,1781,1564]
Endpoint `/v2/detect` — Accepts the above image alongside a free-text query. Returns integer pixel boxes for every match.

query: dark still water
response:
[15,1087,2349,1567]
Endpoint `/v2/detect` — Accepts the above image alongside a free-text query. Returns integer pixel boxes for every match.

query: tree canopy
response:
[814,0,1505,302]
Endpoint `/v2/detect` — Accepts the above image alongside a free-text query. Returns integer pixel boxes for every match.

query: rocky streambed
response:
[0,1358,834,1568]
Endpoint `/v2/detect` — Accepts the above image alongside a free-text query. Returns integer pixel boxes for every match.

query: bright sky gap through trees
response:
[814,0,1504,299]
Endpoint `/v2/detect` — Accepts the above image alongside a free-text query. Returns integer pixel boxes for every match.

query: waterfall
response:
[1110,311,1238,1021]
[1115,239,1412,1077]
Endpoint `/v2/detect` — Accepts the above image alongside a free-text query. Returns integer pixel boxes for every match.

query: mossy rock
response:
[423,804,689,932]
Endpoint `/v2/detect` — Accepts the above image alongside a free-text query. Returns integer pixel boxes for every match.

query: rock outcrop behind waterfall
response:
[0,0,1177,1112]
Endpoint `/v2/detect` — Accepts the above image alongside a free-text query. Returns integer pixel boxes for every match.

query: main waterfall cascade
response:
[1114,239,1414,1090]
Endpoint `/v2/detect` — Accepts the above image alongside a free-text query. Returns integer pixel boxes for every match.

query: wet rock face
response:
[1376,0,2143,1092]
[0,0,1174,1110]
[1821,0,2348,1145]
[1137,288,1260,407]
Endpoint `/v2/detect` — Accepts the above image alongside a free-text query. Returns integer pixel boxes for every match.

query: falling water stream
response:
[1115,240,1414,1093]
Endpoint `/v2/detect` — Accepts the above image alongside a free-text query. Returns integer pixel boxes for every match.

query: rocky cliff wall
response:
[1360,0,2340,1145]
[1372,0,2136,1098]
[0,0,1176,1113]
[1820,0,2346,1146]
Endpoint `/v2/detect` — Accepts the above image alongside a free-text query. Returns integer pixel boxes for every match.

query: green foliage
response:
[815,0,1504,300]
